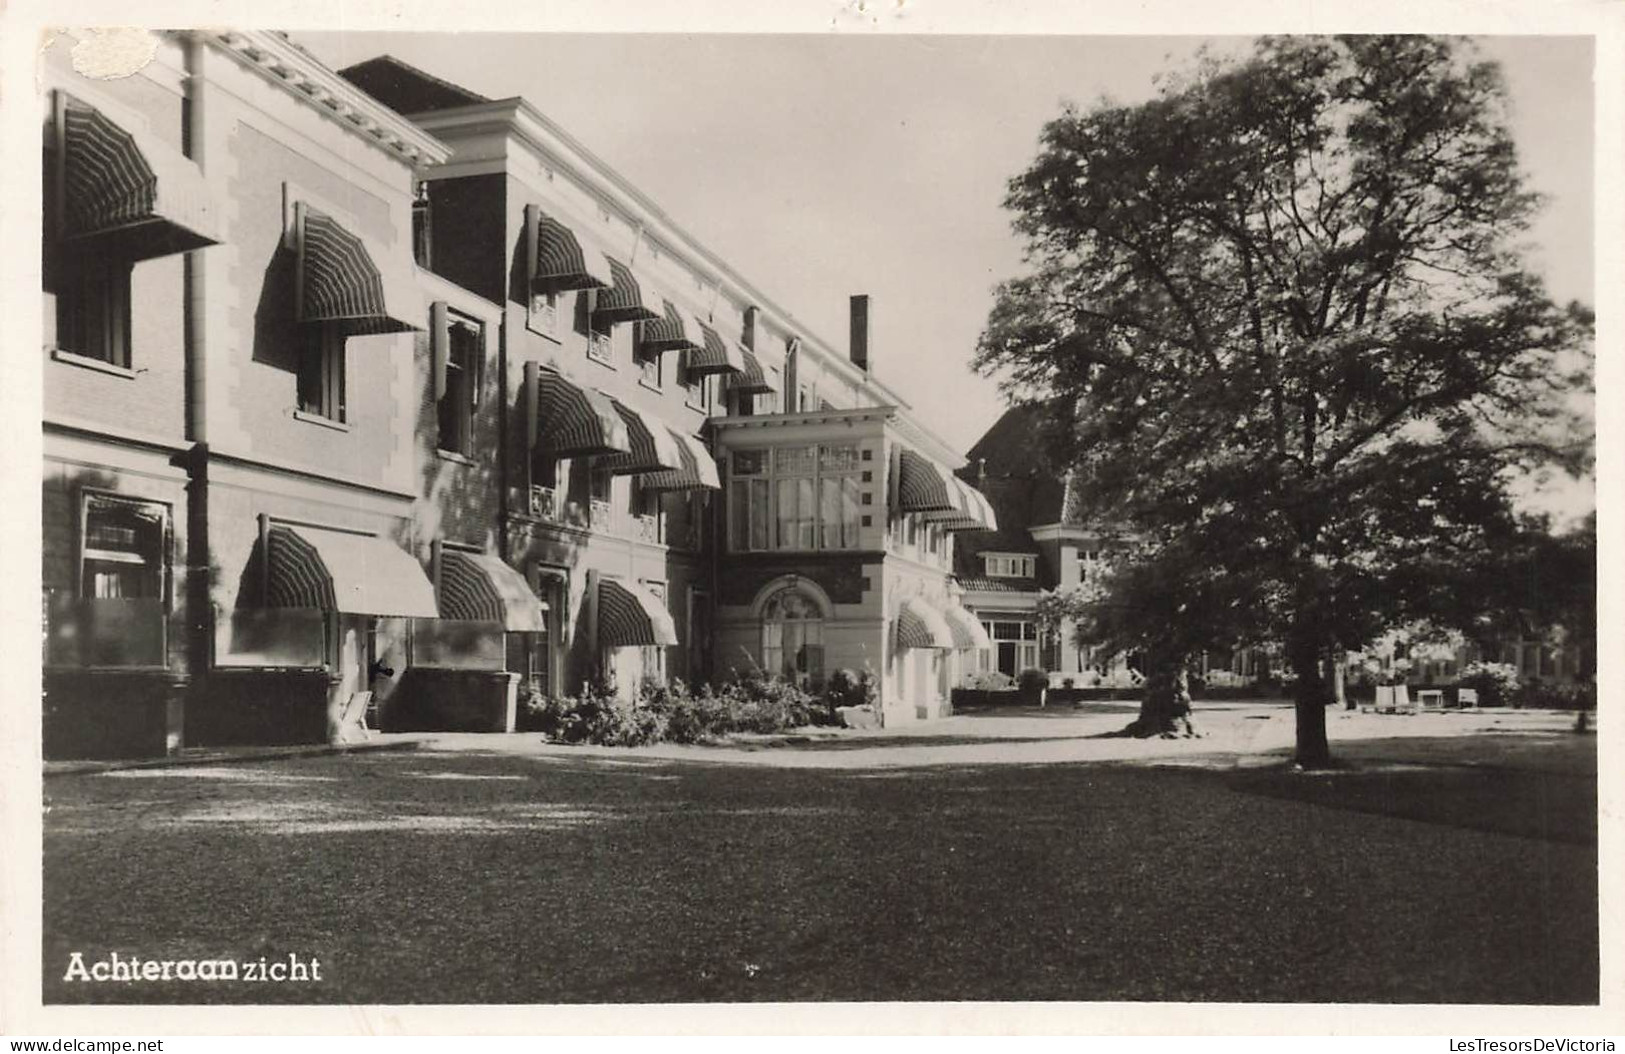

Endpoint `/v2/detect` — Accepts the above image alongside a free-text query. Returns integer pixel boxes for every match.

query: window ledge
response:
[292,409,350,432]
[436,448,476,466]
[638,377,664,394]
[586,355,616,370]
[51,347,136,379]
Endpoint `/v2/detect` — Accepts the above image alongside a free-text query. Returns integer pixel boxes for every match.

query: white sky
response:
[295,31,1596,517]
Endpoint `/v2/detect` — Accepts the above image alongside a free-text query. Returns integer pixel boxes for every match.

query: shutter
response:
[431,300,449,400]
[524,360,539,449]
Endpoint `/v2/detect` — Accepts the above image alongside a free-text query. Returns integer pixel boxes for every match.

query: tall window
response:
[641,580,669,683]
[54,253,133,367]
[81,494,167,601]
[635,326,662,389]
[729,444,862,552]
[683,355,711,411]
[438,317,480,454]
[761,587,824,686]
[298,324,346,422]
[411,181,432,268]
[575,290,613,366]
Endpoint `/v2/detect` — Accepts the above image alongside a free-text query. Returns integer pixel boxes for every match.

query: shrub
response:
[1514,680,1596,712]
[1458,661,1521,708]
[526,681,666,746]
[963,670,1014,691]
[822,668,877,720]
[1016,667,1049,693]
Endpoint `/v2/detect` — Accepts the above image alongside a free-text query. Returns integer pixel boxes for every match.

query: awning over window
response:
[56,92,220,260]
[438,550,546,632]
[592,257,662,326]
[960,479,999,531]
[729,348,777,395]
[597,398,683,476]
[262,525,438,618]
[923,476,999,532]
[296,202,423,335]
[641,429,721,492]
[941,603,993,650]
[896,448,958,514]
[685,321,747,376]
[896,597,955,650]
[597,578,678,648]
[640,298,705,354]
[528,204,614,291]
[530,364,632,456]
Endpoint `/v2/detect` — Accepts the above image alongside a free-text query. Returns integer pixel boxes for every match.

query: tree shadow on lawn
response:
[1188,753,1597,847]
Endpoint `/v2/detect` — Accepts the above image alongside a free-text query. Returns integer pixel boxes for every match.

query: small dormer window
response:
[983,553,1035,578]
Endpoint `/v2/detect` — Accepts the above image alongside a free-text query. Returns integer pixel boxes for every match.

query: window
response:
[46,493,170,668]
[53,253,133,368]
[984,553,1035,578]
[80,494,168,601]
[729,444,861,552]
[641,581,669,683]
[987,618,1040,677]
[411,181,432,269]
[683,355,711,411]
[438,316,481,455]
[635,326,662,389]
[297,324,346,422]
[761,587,824,687]
[575,290,613,365]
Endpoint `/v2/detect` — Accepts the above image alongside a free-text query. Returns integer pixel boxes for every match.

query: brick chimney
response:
[849,294,870,373]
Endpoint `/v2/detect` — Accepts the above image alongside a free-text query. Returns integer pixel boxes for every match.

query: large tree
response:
[976,36,1592,766]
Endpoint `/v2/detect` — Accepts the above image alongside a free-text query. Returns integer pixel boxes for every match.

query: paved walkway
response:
[410,702,1595,773]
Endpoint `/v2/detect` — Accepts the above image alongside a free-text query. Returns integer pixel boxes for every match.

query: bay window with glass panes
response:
[728,444,863,552]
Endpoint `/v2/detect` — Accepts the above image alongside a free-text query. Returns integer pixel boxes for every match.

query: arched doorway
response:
[760,586,824,687]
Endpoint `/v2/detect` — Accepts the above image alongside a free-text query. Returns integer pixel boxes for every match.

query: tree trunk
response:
[1289,625,1333,768]
[1127,653,1195,737]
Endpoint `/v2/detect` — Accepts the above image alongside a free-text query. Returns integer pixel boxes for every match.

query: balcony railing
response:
[521,487,673,546]
[528,485,563,524]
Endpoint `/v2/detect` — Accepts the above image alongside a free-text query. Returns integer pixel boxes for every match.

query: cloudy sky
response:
[295,31,1595,513]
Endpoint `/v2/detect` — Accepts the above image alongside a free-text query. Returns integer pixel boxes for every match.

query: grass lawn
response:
[40,724,1597,1005]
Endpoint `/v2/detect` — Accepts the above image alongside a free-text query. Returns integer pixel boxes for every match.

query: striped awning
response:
[940,603,993,650]
[640,298,704,354]
[923,477,999,532]
[685,321,747,376]
[729,348,777,395]
[597,578,678,648]
[896,597,955,650]
[896,448,958,514]
[438,550,546,632]
[56,93,220,259]
[534,366,632,456]
[262,525,438,618]
[597,398,683,476]
[296,202,423,335]
[641,430,721,492]
[592,257,662,326]
[528,204,614,291]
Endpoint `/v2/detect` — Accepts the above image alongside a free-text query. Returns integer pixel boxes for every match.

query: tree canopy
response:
[976,36,1593,765]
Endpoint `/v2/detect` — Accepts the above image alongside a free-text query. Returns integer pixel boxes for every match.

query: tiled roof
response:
[954,575,1041,594]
